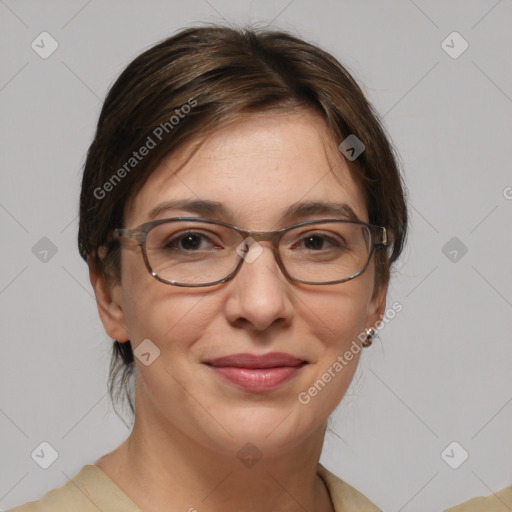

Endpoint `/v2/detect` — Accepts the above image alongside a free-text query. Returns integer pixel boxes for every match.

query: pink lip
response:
[204,352,307,392]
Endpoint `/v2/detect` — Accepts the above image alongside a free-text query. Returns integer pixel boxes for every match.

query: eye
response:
[292,231,347,251]
[163,231,222,252]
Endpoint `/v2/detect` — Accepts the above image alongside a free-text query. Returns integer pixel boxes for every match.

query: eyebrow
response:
[149,199,230,220]
[148,199,360,223]
[283,201,359,222]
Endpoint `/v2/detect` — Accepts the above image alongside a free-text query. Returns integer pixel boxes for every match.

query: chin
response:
[200,402,325,457]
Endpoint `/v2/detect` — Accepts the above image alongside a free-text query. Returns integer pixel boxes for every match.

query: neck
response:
[96,386,334,512]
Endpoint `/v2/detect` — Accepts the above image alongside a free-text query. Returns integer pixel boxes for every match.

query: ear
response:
[366,281,388,330]
[88,256,130,342]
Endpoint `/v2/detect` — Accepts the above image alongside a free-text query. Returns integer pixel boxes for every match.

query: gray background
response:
[1,1,511,511]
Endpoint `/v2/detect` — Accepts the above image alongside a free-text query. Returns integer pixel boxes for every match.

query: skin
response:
[90,109,387,512]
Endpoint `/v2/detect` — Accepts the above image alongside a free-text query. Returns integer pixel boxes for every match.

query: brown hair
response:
[78,25,407,422]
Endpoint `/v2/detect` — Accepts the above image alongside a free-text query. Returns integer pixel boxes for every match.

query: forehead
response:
[125,110,368,227]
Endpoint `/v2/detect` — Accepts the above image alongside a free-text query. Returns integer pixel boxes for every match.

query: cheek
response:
[118,249,201,347]
[295,287,371,420]
[124,288,210,350]
[120,268,220,370]
[302,279,373,348]
[298,280,372,389]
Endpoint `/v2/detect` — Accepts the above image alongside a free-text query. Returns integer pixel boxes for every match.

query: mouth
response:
[203,352,308,392]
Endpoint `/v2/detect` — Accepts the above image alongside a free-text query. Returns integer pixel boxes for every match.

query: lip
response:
[203,352,308,392]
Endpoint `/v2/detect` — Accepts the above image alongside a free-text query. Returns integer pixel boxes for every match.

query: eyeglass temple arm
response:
[112,228,146,245]
[378,227,388,246]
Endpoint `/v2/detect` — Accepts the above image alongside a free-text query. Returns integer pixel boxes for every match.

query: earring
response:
[362,328,375,348]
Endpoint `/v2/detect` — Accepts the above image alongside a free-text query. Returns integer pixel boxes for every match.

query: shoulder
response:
[444,486,512,512]
[6,465,141,512]
[7,473,94,512]
[317,463,381,511]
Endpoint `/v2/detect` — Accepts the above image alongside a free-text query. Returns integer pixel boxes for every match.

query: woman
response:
[10,25,407,511]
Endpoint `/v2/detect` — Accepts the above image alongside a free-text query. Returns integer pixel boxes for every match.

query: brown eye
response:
[292,232,346,252]
[163,231,220,252]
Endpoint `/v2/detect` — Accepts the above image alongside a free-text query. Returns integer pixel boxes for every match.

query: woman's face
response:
[99,110,386,457]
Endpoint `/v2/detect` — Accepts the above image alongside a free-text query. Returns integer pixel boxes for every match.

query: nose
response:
[223,242,294,331]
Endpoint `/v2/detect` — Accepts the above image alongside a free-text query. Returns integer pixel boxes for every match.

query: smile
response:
[203,352,308,392]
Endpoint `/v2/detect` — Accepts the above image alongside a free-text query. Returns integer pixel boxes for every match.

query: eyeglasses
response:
[111,217,387,287]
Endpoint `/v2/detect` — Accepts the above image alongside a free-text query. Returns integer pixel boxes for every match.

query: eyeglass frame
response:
[111,216,388,287]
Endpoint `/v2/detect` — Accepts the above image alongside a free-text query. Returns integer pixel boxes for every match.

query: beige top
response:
[444,486,512,512]
[9,464,511,511]
[7,463,381,511]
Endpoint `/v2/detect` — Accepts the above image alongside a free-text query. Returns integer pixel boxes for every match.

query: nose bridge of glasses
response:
[235,230,284,262]
[241,230,279,244]
[231,229,284,275]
